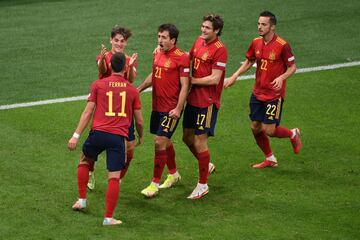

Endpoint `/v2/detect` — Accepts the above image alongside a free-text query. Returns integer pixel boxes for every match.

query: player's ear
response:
[271,24,276,31]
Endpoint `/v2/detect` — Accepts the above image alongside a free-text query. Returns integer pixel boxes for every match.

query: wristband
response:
[72,132,80,139]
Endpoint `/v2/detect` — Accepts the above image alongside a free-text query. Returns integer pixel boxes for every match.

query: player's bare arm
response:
[134,109,144,146]
[169,76,190,119]
[224,59,255,88]
[137,73,152,93]
[127,53,138,83]
[191,69,223,86]
[271,63,297,90]
[68,102,96,151]
[97,44,108,75]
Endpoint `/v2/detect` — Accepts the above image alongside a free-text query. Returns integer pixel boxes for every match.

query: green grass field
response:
[1,0,360,239]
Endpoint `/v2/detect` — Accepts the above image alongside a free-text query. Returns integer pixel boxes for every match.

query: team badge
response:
[201,51,209,61]
[164,58,171,68]
[256,50,261,56]
[269,50,276,61]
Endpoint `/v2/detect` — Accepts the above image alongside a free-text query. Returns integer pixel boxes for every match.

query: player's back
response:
[90,74,141,137]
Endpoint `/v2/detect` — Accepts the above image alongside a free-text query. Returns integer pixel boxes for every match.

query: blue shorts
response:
[249,93,284,126]
[182,103,218,136]
[82,130,126,172]
[150,111,180,139]
[127,117,135,141]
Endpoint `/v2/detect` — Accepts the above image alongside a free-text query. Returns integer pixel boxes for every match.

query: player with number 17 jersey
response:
[187,36,227,109]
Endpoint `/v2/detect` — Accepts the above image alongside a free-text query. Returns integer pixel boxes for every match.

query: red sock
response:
[88,160,95,172]
[197,150,210,184]
[152,150,167,183]
[77,164,89,199]
[253,130,273,157]
[120,149,134,179]
[274,126,293,138]
[166,143,177,174]
[105,178,120,218]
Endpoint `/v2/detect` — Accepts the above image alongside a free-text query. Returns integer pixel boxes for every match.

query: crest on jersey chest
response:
[201,51,209,61]
[269,50,276,61]
[164,58,171,68]
[256,50,261,57]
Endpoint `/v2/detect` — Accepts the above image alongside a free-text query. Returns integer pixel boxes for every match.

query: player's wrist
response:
[72,132,80,139]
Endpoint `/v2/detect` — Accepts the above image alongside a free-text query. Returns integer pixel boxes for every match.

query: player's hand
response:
[129,53,138,66]
[169,108,181,119]
[152,45,160,55]
[68,137,79,151]
[100,44,107,60]
[271,77,283,90]
[224,76,236,89]
[136,135,143,147]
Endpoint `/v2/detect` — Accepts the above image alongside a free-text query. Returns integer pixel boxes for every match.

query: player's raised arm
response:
[127,53,138,83]
[97,44,108,75]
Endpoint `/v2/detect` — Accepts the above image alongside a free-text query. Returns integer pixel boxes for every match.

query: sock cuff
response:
[155,149,167,157]
[197,150,209,158]
[108,178,120,183]
[77,164,89,169]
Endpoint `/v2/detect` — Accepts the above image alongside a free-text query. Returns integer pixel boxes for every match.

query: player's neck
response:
[263,32,275,44]
[163,45,176,53]
[205,35,217,44]
[112,72,124,77]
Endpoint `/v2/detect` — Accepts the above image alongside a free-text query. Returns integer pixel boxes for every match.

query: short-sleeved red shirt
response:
[187,36,227,109]
[246,34,295,101]
[151,47,190,112]
[96,51,138,80]
[88,74,141,137]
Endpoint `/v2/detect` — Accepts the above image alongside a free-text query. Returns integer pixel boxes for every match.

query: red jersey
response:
[152,47,190,112]
[96,51,138,80]
[88,74,141,137]
[187,36,227,108]
[246,34,295,101]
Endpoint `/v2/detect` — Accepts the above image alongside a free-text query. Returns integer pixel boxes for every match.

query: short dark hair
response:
[110,52,126,73]
[111,25,132,40]
[260,11,277,25]
[158,24,179,44]
[203,14,224,36]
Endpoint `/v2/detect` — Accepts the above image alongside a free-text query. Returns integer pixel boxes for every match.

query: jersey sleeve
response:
[245,41,256,60]
[87,81,97,103]
[96,53,101,65]
[189,38,197,58]
[179,53,191,77]
[212,46,227,71]
[133,91,141,110]
[281,43,295,67]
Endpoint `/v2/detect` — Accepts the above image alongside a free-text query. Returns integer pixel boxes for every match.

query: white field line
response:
[1,61,359,111]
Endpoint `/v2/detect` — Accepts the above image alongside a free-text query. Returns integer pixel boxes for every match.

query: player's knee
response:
[264,127,276,137]
[250,122,262,133]
[154,136,168,150]
[182,135,191,146]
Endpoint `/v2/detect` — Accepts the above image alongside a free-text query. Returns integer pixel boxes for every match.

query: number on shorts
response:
[266,104,276,116]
